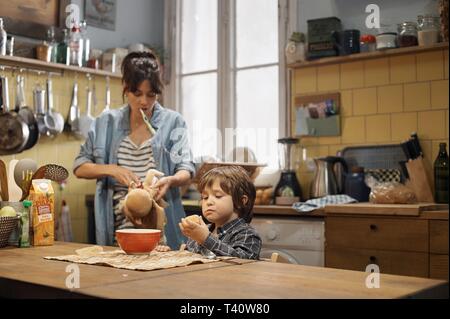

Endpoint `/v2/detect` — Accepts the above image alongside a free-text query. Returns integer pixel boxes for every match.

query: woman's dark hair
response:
[121,51,163,99]
[198,166,256,223]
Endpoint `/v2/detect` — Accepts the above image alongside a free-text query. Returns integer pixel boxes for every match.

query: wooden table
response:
[0,242,447,299]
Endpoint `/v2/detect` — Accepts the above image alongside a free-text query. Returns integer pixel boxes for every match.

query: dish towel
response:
[292,195,357,212]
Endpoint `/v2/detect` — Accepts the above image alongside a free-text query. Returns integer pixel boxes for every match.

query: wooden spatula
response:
[0,159,8,201]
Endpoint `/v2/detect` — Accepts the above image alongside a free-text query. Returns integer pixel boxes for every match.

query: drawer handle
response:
[369,224,378,231]
[369,256,377,262]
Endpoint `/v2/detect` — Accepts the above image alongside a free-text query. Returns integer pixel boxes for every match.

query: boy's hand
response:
[179,217,209,245]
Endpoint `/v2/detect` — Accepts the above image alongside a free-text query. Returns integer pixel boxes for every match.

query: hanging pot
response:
[0,76,30,155]
[15,75,39,150]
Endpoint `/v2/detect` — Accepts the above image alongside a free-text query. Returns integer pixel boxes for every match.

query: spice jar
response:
[360,34,376,52]
[398,22,418,47]
[418,14,440,46]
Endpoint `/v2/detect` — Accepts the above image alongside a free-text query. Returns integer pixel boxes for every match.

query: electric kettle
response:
[310,156,348,198]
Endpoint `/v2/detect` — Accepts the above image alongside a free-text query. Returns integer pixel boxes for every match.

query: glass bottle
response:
[398,22,418,47]
[0,18,7,56]
[19,200,32,248]
[57,29,70,65]
[434,143,449,203]
[80,20,90,67]
[69,25,83,67]
[47,26,58,63]
[418,14,440,46]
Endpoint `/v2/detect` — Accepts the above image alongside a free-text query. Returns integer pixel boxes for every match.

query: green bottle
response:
[434,143,449,203]
[19,200,32,248]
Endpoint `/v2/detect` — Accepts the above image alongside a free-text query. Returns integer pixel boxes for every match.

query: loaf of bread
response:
[185,214,202,224]
[369,182,417,204]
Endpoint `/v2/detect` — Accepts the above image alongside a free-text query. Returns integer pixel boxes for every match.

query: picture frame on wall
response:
[0,0,68,40]
[0,0,71,57]
[84,0,117,31]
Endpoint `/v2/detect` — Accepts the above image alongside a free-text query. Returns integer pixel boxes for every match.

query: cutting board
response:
[8,159,22,202]
[324,203,449,216]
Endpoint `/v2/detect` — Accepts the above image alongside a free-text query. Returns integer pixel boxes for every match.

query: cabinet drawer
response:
[326,217,429,252]
[430,254,449,280]
[325,247,429,278]
[430,220,449,254]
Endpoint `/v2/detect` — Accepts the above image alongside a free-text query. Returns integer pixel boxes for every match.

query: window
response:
[165,0,293,168]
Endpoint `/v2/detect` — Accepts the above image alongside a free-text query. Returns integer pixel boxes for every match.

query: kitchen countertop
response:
[183,200,325,217]
[0,242,448,299]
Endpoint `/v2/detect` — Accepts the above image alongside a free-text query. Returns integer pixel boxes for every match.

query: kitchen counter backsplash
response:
[291,46,449,200]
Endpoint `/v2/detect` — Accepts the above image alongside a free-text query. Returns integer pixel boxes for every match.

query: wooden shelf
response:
[0,54,121,79]
[288,42,449,69]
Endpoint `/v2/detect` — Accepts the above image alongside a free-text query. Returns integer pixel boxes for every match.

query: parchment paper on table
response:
[44,246,234,271]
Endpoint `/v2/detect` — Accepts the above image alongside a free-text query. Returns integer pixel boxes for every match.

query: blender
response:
[274,138,302,205]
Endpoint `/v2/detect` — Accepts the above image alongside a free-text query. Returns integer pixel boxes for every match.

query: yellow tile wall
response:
[0,70,123,243]
[292,48,449,199]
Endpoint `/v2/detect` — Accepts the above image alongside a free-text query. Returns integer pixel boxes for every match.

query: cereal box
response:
[29,179,54,246]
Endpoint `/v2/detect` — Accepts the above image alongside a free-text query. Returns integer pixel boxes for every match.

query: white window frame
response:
[163,0,297,160]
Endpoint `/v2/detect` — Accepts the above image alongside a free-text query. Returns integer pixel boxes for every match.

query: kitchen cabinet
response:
[324,204,449,280]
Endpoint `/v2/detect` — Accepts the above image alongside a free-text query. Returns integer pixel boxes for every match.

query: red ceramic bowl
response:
[115,229,161,254]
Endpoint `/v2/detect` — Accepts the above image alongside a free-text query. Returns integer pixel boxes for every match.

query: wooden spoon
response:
[0,159,8,201]
[21,164,69,201]
[13,158,37,199]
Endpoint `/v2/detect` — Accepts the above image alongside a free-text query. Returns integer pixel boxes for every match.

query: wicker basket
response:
[0,216,20,248]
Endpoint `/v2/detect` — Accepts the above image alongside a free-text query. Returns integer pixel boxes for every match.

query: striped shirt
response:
[186,218,261,260]
[113,136,156,230]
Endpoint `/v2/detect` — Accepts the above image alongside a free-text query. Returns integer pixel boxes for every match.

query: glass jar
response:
[360,34,376,52]
[398,22,418,47]
[418,14,440,46]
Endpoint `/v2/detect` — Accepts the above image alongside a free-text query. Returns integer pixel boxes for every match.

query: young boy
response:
[157,165,261,260]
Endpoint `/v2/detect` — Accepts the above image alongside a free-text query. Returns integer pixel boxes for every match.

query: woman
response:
[73,51,195,249]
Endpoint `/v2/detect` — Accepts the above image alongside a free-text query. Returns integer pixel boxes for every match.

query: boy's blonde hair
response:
[198,166,256,223]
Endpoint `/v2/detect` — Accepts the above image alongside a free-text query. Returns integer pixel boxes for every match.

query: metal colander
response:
[0,216,19,248]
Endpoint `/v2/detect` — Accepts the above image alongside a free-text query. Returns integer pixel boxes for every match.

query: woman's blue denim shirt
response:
[73,103,195,249]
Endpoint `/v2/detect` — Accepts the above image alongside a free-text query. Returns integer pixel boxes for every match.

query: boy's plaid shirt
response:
[186,217,261,260]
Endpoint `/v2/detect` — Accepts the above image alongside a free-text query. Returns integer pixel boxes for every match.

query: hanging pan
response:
[15,75,39,150]
[0,75,30,155]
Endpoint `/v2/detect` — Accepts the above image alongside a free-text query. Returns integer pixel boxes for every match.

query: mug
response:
[332,29,361,55]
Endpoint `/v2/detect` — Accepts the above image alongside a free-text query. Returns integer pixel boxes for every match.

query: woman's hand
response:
[153,176,173,201]
[179,217,210,245]
[109,165,141,187]
[123,204,157,229]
